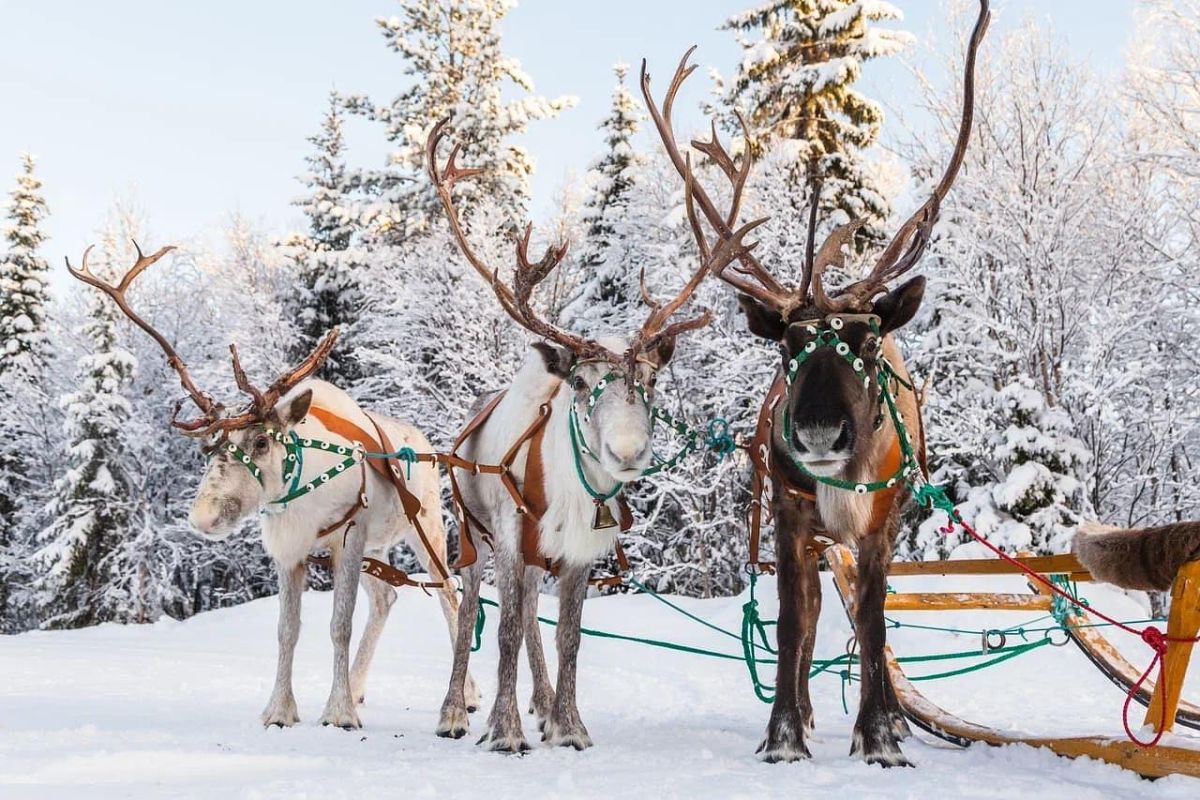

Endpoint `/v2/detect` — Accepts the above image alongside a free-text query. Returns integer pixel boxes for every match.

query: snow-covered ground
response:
[3,572,1198,799]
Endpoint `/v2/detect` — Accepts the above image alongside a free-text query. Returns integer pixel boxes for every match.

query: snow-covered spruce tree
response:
[560,63,644,332]
[0,153,53,627]
[898,19,1179,559]
[34,231,140,629]
[0,153,51,380]
[342,0,575,238]
[281,92,366,385]
[715,0,911,249]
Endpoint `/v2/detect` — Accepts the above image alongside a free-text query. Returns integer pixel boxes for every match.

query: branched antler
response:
[644,0,991,320]
[427,119,621,364]
[68,240,339,438]
[813,0,991,313]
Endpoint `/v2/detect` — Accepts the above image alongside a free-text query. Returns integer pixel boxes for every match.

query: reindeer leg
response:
[797,532,822,738]
[437,561,481,739]
[851,513,911,767]
[350,572,396,705]
[543,560,592,750]
[478,540,529,753]
[522,565,555,730]
[261,559,305,727]
[757,497,813,762]
[319,523,367,730]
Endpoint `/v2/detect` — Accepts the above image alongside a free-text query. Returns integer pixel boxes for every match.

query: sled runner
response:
[823,544,1200,779]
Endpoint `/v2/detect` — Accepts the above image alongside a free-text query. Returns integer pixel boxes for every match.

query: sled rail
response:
[888,553,1091,581]
[827,546,1200,779]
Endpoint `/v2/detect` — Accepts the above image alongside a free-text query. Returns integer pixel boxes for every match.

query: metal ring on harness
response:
[982,629,1007,653]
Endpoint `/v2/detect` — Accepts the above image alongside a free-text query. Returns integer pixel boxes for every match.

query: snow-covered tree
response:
[342,0,576,238]
[0,153,51,380]
[33,229,140,629]
[715,0,912,247]
[281,93,366,385]
[0,153,53,625]
[560,63,645,331]
[899,17,1194,558]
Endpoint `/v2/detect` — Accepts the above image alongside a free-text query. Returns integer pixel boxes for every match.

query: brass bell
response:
[592,500,618,530]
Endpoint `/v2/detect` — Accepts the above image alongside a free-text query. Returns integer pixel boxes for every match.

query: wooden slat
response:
[885,592,1052,612]
[1029,577,1200,731]
[1146,561,1200,732]
[888,553,1090,580]
[824,545,1200,780]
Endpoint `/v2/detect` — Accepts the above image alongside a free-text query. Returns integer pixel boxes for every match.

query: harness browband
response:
[746,314,927,574]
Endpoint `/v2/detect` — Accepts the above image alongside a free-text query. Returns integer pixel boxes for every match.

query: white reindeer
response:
[425,120,763,751]
[67,244,479,730]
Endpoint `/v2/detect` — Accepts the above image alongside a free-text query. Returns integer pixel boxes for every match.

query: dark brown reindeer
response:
[641,0,990,766]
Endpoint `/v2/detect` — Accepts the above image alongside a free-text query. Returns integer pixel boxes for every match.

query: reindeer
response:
[425,120,763,752]
[67,244,479,730]
[641,0,990,766]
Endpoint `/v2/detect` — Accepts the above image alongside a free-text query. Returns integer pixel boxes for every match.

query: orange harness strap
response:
[303,405,450,589]
[450,388,632,586]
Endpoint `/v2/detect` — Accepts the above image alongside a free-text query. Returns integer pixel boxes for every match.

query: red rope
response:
[938,511,1194,747]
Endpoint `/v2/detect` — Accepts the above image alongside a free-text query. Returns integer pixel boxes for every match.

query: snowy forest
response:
[1,0,1198,633]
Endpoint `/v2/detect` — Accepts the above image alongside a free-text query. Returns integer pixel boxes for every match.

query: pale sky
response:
[0,1,1136,295]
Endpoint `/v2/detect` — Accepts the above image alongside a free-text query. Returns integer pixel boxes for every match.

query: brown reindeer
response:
[641,0,990,766]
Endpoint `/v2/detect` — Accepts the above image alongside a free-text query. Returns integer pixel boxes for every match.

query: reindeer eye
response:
[253,434,270,452]
[572,376,587,392]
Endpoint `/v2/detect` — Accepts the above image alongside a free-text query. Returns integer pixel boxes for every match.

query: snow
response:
[4,572,1197,798]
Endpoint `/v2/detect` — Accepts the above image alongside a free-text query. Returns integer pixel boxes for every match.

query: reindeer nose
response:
[604,436,651,468]
[794,420,853,457]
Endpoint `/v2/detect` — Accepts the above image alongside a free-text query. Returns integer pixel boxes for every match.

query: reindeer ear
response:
[278,388,313,427]
[738,294,787,341]
[653,336,677,368]
[532,342,575,379]
[874,276,926,333]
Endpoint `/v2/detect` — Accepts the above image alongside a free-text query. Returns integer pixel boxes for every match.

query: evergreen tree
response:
[716,0,912,246]
[0,153,51,379]
[282,92,365,385]
[342,0,575,238]
[0,153,52,625]
[33,231,139,629]
[561,63,643,331]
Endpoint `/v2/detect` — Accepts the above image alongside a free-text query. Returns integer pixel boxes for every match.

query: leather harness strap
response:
[302,405,450,590]
[449,386,633,586]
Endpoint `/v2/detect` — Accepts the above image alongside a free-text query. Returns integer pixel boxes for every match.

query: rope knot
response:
[1141,625,1168,654]
[396,446,417,480]
[704,417,736,460]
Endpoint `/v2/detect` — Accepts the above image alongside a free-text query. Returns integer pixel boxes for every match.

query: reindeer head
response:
[427,120,763,483]
[66,243,338,539]
[643,0,989,481]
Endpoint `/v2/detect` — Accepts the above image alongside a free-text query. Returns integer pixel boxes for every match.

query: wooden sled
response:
[823,545,1200,779]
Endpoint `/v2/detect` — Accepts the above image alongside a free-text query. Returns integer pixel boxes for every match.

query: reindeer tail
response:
[1073,521,1200,592]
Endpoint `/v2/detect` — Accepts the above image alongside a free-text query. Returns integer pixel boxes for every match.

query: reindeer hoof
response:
[542,713,592,750]
[436,704,470,739]
[261,694,300,728]
[756,739,812,763]
[477,730,531,754]
[852,724,912,768]
[319,699,362,730]
[757,706,810,763]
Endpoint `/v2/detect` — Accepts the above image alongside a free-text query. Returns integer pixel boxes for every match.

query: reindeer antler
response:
[67,240,339,438]
[644,0,991,320]
[66,242,220,429]
[427,119,621,364]
[813,0,991,313]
